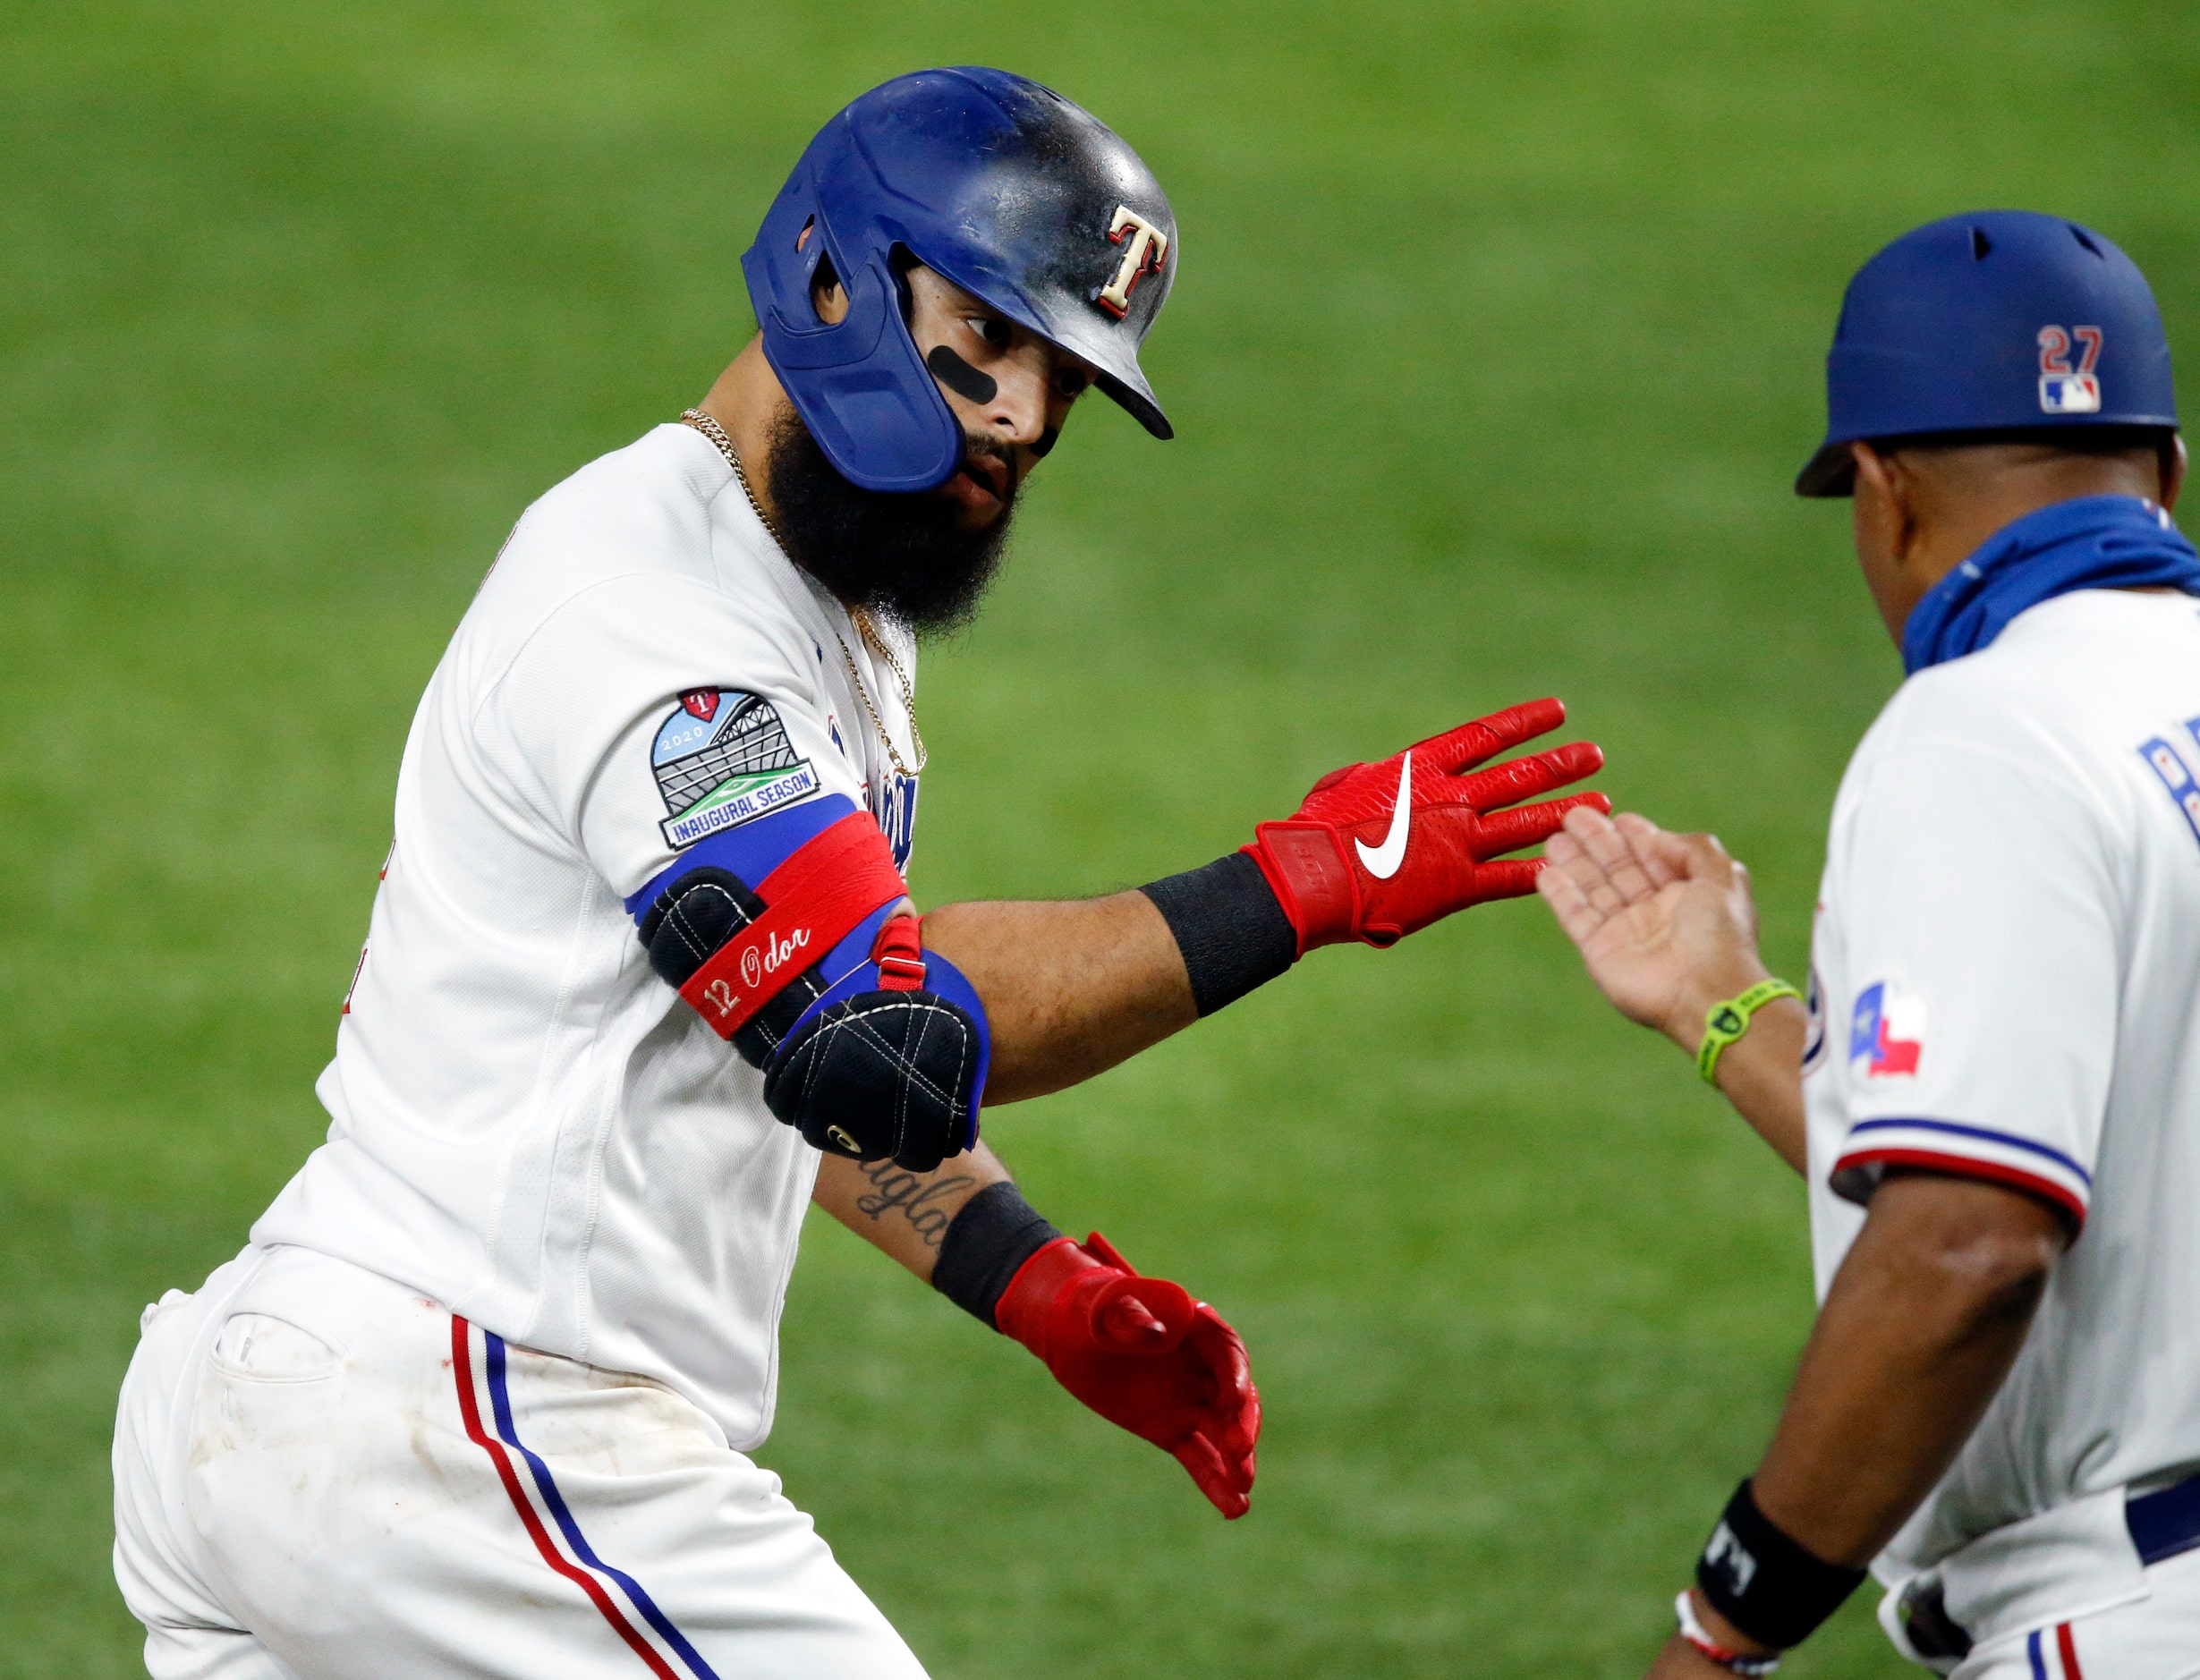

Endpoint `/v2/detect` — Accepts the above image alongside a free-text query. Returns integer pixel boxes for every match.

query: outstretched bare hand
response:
[1535,806,1771,1051]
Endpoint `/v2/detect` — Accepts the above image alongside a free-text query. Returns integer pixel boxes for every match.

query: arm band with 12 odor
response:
[1696,1479,1866,1650]
[632,802,989,1172]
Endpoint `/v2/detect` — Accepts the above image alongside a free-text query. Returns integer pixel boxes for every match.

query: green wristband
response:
[1696,980,1802,1086]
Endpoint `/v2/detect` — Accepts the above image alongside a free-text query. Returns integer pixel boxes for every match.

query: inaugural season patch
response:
[652,688,819,848]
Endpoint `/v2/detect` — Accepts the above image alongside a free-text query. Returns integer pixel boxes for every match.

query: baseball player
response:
[1540,210,2198,1678]
[111,68,1607,1679]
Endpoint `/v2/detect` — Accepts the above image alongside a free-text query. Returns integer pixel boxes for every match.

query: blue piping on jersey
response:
[1844,1117,2091,1186]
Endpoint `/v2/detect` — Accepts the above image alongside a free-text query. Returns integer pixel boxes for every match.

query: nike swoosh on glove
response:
[1244,697,1608,953]
[995,1232,1260,1519]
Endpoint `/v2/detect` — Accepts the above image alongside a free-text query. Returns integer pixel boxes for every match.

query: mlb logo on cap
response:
[2039,377,2101,414]
[2037,325,2102,413]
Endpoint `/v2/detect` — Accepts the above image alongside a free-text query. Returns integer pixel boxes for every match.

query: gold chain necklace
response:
[680,409,926,777]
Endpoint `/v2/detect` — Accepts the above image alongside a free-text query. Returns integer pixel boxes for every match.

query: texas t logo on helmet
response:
[1097,207,1168,318]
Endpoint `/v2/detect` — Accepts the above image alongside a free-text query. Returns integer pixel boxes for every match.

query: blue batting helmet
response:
[741,68,1177,494]
[1797,209,2179,496]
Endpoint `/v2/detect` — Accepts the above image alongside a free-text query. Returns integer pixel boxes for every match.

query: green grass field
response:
[4,3,2196,1674]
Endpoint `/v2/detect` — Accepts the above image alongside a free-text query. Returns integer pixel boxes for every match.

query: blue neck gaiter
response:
[1901,495,2200,675]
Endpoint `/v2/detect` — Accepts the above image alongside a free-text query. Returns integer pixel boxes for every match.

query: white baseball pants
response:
[112,1244,928,1680]
[1948,1547,2200,1680]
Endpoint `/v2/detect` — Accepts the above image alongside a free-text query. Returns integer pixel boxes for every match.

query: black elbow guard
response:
[762,980,987,1174]
[638,866,990,1172]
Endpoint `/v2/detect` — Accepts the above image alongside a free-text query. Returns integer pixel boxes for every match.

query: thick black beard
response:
[763,411,1015,636]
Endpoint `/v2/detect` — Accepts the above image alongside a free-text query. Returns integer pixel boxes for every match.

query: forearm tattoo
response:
[854,1159,978,1248]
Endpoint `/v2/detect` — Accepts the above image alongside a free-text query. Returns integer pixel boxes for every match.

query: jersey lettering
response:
[2136,717,2200,851]
[871,772,919,870]
[342,942,369,1015]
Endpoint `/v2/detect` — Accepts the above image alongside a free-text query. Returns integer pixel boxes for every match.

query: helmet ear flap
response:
[754,247,964,493]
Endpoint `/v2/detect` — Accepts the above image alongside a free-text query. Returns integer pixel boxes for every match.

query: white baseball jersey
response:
[251,421,922,1448]
[1801,587,2200,1602]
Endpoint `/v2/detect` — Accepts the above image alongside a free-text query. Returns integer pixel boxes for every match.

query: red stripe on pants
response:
[2055,1621,2084,1680]
[450,1315,680,1680]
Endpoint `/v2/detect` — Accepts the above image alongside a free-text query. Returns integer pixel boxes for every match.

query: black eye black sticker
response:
[926,344,998,404]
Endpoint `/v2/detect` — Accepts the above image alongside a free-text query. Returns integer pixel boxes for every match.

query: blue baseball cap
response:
[1797,210,2179,496]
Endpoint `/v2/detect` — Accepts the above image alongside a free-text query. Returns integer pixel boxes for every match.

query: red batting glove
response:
[1244,697,1608,953]
[995,1232,1260,1519]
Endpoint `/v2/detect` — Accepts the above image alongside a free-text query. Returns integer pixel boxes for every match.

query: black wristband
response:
[931,1181,1062,1330]
[1696,1479,1867,1650]
[1140,851,1298,1017]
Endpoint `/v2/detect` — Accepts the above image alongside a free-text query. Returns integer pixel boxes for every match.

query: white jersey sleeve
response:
[480,571,869,906]
[1822,731,2117,1228]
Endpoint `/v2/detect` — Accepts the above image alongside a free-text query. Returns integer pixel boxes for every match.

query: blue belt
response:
[1893,1473,2200,1667]
[2128,1471,2200,1565]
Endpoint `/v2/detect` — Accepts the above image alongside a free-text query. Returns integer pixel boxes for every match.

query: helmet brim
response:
[1795,439,1856,497]
[919,251,1176,443]
[1040,318,1174,442]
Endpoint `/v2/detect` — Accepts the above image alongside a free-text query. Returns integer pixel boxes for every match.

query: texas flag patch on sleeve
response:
[1848,980,1924,1078]
[1831,980,2092,1228]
